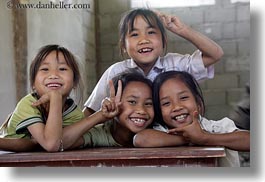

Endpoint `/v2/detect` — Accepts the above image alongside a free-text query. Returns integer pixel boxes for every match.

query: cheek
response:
[161,108,169,120]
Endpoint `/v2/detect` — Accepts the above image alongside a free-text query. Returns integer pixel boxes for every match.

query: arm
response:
[194,130,250,151]
[62,110,111,149]
[0,138,39,152]
[29,91,63,152]
[83,107,95,117]
[169,112,250,151]
[62,80,122,150]
[156,11,224,67]
[133,129,187,147]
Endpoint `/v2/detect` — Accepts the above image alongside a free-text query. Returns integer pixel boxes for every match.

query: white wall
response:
[27,8,86,90]
[0,1,17,123]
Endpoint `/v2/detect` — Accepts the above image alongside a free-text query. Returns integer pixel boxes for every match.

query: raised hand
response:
[101,80,122,119]
[168,111,207,145]
[154,10,186,34]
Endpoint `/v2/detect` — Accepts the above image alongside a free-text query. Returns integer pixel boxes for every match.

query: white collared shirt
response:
[153,117,241,167]
[84,50,214,111]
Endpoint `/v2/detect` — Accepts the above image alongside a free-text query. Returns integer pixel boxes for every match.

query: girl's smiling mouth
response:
[172,113,189,123]
[138,48,153,53]
[46,83,63,88]
[130,117,148,127]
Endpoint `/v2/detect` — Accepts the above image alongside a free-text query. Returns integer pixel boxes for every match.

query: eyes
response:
[39,66,69,72]
[129,30,157,37]
[161,96,190,107]
[127,99,153,107]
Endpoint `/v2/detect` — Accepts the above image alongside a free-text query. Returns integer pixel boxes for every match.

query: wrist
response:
[92,110,109,124]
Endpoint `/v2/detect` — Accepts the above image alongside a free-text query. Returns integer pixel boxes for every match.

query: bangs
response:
[128,13,158,33]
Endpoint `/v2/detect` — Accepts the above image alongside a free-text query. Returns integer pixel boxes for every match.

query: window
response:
[131,0,215,8]
[231,0,249,3]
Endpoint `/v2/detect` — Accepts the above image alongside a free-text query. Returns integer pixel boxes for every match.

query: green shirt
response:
[83,120,121,147]
[1,93,84,139]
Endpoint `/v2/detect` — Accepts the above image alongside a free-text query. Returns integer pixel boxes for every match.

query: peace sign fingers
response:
[109,79,122,105]
[100,79,122,119]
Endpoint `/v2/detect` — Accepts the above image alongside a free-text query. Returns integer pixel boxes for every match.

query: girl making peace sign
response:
[82,70,154,147]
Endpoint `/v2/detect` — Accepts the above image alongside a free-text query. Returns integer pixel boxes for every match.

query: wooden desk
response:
[0,146,225,167]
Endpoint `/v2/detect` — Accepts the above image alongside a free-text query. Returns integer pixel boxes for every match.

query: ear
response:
[197,104,202,115]
[123,48,127,53]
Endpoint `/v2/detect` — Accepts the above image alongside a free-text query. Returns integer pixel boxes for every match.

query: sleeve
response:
[164,50,214,82]
[7,95,43,137]
[82,122,121,147]
[229,83,250,130]
[83,67,112,112]
[63,107,85,127]
[200,117,239,134]
[152,122,168,133]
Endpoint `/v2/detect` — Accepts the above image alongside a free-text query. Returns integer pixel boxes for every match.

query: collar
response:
[63,98,77,117]
[128,56,164,72]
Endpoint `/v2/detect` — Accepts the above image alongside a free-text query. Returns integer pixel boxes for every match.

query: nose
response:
[135,106,147,115]
[48,70,59,79]
[172,103,184,112]
[138,36,150,45]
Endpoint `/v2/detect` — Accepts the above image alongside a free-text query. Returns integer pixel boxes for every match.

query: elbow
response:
[133,133,148,147]
[43,140,61,152]
[214,46,224,61]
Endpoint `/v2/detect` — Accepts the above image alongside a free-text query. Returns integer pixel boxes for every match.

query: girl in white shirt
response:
[134,71,250,167]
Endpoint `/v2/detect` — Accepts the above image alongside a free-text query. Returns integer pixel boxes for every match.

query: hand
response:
[154,10,186,34]
[32,91,62,107]
[168,111,207,144]
[101,80,122,119]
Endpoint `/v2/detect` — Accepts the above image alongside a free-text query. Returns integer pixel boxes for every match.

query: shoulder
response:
[105,59,134,76]
[200,117,238,133]
[14,94,40,116]
[63,98,84,125]
[160,53,193,69]
[95,59,136,83]
[83,120,121,147]
[17,94,37,107]
[161,51,202,62]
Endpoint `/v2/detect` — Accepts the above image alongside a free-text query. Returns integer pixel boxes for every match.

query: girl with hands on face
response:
[134,71,249,166]
[0,45,84,152]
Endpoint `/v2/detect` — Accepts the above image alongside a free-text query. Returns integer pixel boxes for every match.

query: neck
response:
[134,61,157,75]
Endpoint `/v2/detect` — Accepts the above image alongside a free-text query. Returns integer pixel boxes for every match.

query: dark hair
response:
[29,44,83,103]
[112,69,152,95]
[118,8,167,58]
[152,71,205,127]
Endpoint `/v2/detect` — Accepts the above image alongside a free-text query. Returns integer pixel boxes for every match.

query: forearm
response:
[0,138,39,152]
[62,110,107,149]
[134,129,187,147]
[175,25,223,66]
[199,131,250,151]
[44,97,63,150]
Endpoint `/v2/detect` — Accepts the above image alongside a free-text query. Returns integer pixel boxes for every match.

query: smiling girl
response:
[134,71,250,166]
[0,45,84,152]
[82,70,154,147]
[83,8,224,117]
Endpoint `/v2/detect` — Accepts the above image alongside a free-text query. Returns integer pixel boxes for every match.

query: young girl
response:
[84,8,224,117]
[0,44,85,152]
[133,71,250,167]
[82,71,154,147]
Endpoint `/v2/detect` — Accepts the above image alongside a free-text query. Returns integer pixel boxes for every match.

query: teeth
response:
[174,114,186,121]
[47,83,61,88]
[139,48,152,53]
[131,118,145,124]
